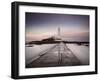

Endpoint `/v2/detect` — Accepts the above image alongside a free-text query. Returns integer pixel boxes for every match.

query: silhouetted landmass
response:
[26,36,89,45]
[26,40,89,45]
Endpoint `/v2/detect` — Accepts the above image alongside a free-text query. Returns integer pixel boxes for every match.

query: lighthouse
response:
[58,27,60,37]
[55,27,62,41]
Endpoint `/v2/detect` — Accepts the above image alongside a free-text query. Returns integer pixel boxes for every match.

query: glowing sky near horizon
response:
[25,12,89,42]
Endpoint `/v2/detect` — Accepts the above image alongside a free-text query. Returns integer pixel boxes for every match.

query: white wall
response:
[0,0,99,81]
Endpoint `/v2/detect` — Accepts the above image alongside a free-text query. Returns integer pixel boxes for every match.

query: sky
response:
[25,12,89,42]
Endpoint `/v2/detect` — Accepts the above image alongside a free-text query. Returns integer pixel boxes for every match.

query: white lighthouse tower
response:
[55,27,62,41]
[58,27,60,37]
